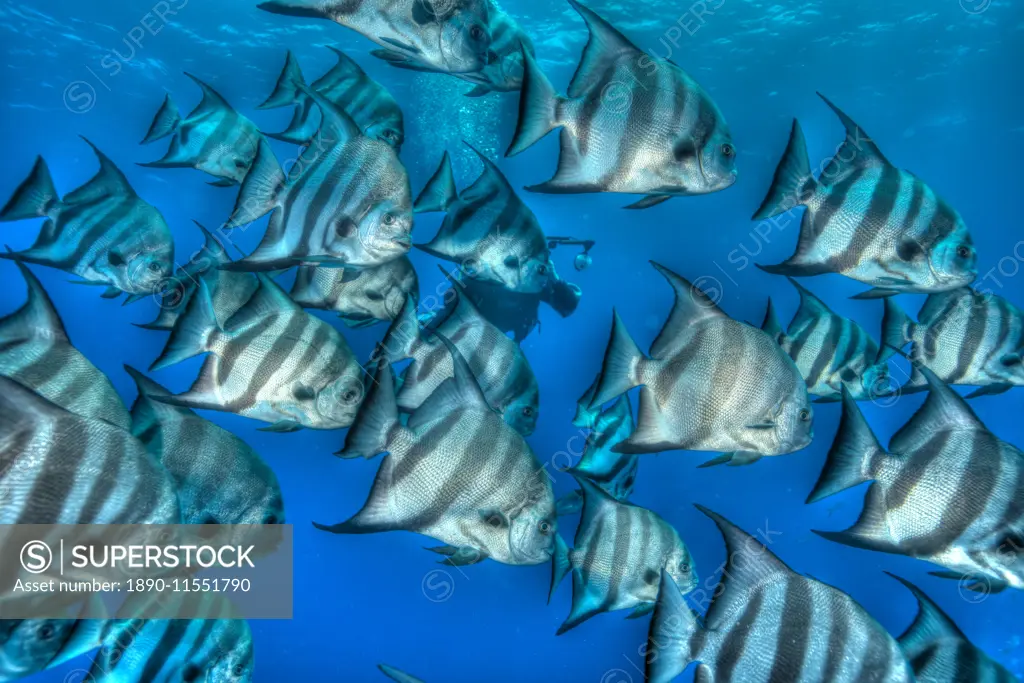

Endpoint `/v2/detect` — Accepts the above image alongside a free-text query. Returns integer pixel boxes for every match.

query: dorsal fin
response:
[697,505,792,631]
[408,331,492,429]
[413,152,458,213]
[184,72,235,117]
[461,141,514,202]
[648,261,727,359]
[295,81,360,145]
[0,261,69,342]
[437,286,486,331]
[887,572,967,660]
[258,51,305,110]
[817,92,890,181]
[787,277,833,330]
[190,220,230,265]
[315,47,369,90]
[575,473,620,531]
[223,274,298,332]
[566,0,642,99]
[889,367,984,454]
[63,137,134,203]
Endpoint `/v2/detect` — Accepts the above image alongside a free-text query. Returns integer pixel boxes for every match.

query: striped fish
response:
[126,366,284,526]
[0,139,174,298]
[139,73,262,187]
[0,262,131,430]
[647,506,915,683]
[0,376,180,525]
[882,288,1024,398]
[223,85,413,272]
[808,369,1024,594]
[379,664,425,683]
[260,48,405,151]
[258,0,494,75]
[761,277,893,403]
[383,292,540,436]
[137,221,260,332]
[888,573,1017,683]
[372,0,535,96]
[89,615,252,683]
[315,336,556,567]
[549,476,695,634]
[589,262,812,466]
[455,268,582,342]
[505,0,737,209]
[149,275,366,432]
[0,600,105,682]
[290,255,419,329]
[415,145,554,294]
[756,95,977,298]
[557,395,638,516]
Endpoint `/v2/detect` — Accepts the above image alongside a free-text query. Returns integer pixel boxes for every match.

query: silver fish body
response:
[756,96,977,297]
[809,370,1024,593]
[126,367,284,526]
[590,262,812,466]
[883,288,1024,398]
[0,376,180,525]
[889,573,1017,683]
[0,613,105,683]
[224,86,413,272]
[550,476,695,634]
[506,1,737,208]
[258,0,494,75]
[647,507,915,683]
[0,262,131,430]
[290,256,419,329]
[317,337,556,566]
[0,140,174,297]
[150,275,365,431]
[140,73,262,186]
[558,395,638,516]
[762,278,893,402]
[384,294,539,436]
[415,146,554,294]
[261,48,405,151]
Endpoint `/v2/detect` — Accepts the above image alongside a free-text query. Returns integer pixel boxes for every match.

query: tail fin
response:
[760,298,784,343]
[806,389,884,504]
[0,261,68,342]
[879,298,914,363]
[413,152,458,213]
[646,570,702,683]
[150,280,220,371]
[505,47,563,157]
[141,94,182,144]
[224,138,284,229]
[752,119,816,220]
[0,157,59,221]
[265,99,318,146]
[589,310,646,408]
[377,296,422,365]
[336,355,399,459]
[259,50,306,109]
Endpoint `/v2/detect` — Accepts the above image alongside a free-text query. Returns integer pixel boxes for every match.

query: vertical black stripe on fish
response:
[391,412,461,489]
[924,295,963,363]
[234,313,310,412]
[952,297,987,383]
[451,185,502,228]
[579,512,608,588]
[909,643,939,676]
[657,326,706,410]
[766,577,812,683]
[414,343,449,384]
[905,430,1000,556]
[811,169,865,244]
[607,505,632,608]
[853,632,894,683]
[991,457,1024,542]
[715,589,765,683]
[952,641,981,682]
[300,149,349,253]
[903,178,926,236]
[820,597,849,682]
[183,619,218,663]
[605,62,658,190]
[138,620,191,683]
[9,346,64,398]
[78,440,124,523]
[55,370,98,412]
[981,297,1012,372]
[888,431,950,509]
[807,319,844,390]
[575,60,617,159]
[417,420,493,530]
[637,509,652,582]
[217,316,279,388]
[279,148,331,248]
[15,426,90,524]
[831,165,901,273]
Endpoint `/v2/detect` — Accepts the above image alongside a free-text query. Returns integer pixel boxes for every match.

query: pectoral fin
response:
[624,195,672,210]
[626,602,656,619]
[965,383,1013,399]
[424,545,487,566]
[258,419,303,433]
[850,287,900,300]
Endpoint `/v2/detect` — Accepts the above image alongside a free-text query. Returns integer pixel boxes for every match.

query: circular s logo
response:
[21,540,53,574]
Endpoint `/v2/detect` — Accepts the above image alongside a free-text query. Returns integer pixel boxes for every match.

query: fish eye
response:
[37,624,56,640]
[485,512,506,528]
[537,520,552,535]
[365,290,384,302]
[148,262,162,273]
[721,143,735,158]
[798,408,811,422]
[382,213,396,226]
[537,263,548,275]
[957,244,971,259]
[470,25,485,41]
[342,388,359,403]
[263,514,278,525]
[679,561,690,574]
[232,664,246,678]
[522,406,534,417]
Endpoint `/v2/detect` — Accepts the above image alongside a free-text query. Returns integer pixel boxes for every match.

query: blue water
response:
[2,0,1022,680]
